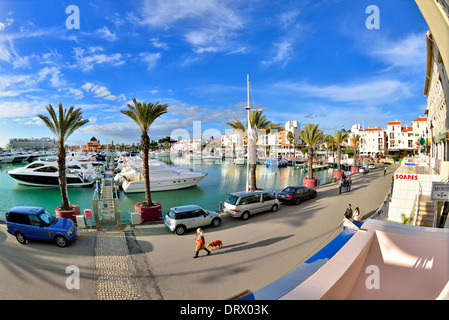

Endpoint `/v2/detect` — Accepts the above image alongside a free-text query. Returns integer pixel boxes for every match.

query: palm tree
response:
[121,98,169,207]
[298,123,323,179]
[349,133,361,168]
[37,103,89,211]
[223,110,279,191]
[287,131,294,158]
[333,130,349,172]
[323,134,334,160]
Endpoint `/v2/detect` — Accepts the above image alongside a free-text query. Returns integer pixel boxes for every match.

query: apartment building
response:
[359,127,387,157]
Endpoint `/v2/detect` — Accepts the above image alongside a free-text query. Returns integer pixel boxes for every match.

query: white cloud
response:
[371,33,426,71]
[95,26,118,42]
[81,82,127,102]
[139,0,245,54]
[262,40,293,67]
[73,47,125,71]
[139,52,161,70]
[274,78,412,105]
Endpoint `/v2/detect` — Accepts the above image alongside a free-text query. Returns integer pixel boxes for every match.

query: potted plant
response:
[37,103,89,223]
[298,123,323,188]
[121,98,169,222]
[332,130,349,180]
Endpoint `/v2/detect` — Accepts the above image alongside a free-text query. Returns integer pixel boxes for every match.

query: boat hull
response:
[7,173,93,188]
[122,173,207,193]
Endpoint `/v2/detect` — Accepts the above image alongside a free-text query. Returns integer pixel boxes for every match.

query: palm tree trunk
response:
[58,142,70,210]
[141,132,153,207]
[308,146,313,179]
[250,163,257,190]
[337,145,342,172]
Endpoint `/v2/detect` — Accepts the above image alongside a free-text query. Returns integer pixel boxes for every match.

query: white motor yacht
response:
[7,160,97,187]
[116,158,207,193]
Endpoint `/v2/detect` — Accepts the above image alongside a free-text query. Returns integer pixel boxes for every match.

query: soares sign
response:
[395,174,419,180]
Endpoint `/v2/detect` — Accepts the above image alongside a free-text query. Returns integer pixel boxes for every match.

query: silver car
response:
[164,205,222,235]
[223,191,279,220]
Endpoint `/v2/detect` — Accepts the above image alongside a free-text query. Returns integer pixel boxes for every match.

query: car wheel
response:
[241,211,250,220]
[55,235,68,247]
[312,192,317,198]
[295,198,301,205]
[15,232,26,244]
[211,218,221,227]
[175,225,186,235]
[271,204,279,212]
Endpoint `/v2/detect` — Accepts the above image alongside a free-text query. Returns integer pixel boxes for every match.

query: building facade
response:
[359,127,387,157]
[5,137,57,150]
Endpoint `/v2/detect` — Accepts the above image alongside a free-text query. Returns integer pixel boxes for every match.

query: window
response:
[240,195,260,205]
[29,215,41,226]
[263,193,275,201]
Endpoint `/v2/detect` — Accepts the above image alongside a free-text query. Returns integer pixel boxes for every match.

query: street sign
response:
[430,182,449,201]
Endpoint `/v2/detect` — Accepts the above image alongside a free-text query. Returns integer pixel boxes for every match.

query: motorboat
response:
[7,160,97,187]
[115,158,207,193]
[234,155,247,165]
[266,158,288,167]
[0,154,15,164]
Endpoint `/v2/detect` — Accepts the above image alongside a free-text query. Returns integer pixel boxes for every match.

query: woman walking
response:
[193,228,211,258]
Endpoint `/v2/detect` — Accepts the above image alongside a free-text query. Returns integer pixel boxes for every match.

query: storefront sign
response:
[394,174,418,180]
[431,182,449,201]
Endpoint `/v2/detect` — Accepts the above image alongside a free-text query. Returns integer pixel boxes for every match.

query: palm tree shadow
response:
[214,235,294,255]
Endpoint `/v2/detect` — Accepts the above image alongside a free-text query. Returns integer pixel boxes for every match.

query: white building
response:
[359,127,386,157]
[386,121,416,151]
[5,137,57,150]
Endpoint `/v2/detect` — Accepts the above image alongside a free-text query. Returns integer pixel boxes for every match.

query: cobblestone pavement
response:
[94,231,144,300]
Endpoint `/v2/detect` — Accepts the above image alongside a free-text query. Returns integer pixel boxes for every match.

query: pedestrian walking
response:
[384,166,387,175]
[346,177,352,192]
[339,178,344,194]
[353,207,361,221]
[193,228,211,258]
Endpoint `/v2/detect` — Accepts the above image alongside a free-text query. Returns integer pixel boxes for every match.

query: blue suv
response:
[6,206,77,247]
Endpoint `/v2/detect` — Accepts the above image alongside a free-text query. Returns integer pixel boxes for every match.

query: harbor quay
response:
[90,163,396,300]
[0,163,395,300]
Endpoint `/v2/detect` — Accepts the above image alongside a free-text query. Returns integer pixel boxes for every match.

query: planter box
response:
[303,178,317,188]
[333,171,344,180]
[351,166,358,174]
[55,204,80,224]
[134,201,162,222]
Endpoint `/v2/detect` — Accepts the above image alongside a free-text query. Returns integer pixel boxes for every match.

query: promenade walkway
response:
[87,162,398,300]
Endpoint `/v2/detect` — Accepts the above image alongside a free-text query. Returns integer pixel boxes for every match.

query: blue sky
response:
[0,0,429,148]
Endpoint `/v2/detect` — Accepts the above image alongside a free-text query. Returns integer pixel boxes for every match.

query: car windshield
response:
[167,210,176,219]
[38,211,56,226]
[225,194,239,205]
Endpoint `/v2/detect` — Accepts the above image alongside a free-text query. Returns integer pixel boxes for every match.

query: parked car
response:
[277,186,317,205]
[6,206,77,247]
[223,191,279,220]
[164,205,222,235]
[368,163,376,170]
[359,166,369,174]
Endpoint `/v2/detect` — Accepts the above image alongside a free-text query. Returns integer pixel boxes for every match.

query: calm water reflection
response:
[0,159,337,219]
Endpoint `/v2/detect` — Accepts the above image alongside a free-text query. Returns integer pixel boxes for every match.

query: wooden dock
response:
[92,158,121,229]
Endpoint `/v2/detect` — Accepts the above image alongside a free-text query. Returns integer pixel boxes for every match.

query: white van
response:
[223,191,279,220]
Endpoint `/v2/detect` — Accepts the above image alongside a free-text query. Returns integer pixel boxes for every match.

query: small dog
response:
[207,240,223,250]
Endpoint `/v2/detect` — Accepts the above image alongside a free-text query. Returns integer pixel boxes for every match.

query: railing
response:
[413,182,422,226]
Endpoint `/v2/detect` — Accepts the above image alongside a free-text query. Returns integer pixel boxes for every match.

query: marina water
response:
[0,158,337,221]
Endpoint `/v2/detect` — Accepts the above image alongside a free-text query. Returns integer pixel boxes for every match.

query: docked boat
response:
[0,154,15,164]
[234,155,247,165]
[115,158,207,193]
[6,160,98,187]
[266,158,288,167]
